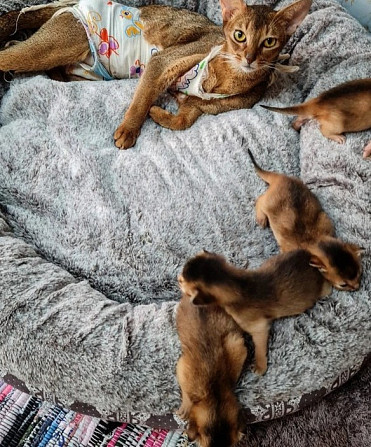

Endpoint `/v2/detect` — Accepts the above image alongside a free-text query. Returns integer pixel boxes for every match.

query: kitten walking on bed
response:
[247,149,363,290]
[179,250,331,376]
[0,0,312,149]
[261,78,371,158]
[176,290,247,447]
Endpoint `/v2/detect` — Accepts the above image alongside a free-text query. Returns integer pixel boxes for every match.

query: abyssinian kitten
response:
[261,78,371,158]
[179,250,331,376]
[176,292,247,447]
[0,0,312,149]
[248,149,362,291]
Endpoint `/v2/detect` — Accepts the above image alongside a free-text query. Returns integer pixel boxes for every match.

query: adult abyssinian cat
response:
[0,0,311,149]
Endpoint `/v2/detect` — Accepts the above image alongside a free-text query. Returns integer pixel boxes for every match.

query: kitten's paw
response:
[176,405,190,420]
[363,141,371,159]
[328,134,346,144]
[114,125,140,149]
[251,362,267,376]
[256,214,269,228]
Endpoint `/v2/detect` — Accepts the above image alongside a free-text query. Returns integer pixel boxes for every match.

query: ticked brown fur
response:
[0,0,312,149]
[248,149,362,291]
[179,250,331,376]
[261,78,371,156]
[176,293,247,447]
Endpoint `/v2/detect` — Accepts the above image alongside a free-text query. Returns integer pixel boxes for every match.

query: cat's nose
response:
[246,54,255,64]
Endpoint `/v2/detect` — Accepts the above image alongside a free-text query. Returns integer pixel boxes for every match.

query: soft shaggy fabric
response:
[241,356,371,447]
[0,0,370,418]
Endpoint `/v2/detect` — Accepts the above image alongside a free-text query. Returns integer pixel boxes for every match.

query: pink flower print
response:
[130,59,145,78]
[98,28,119,58]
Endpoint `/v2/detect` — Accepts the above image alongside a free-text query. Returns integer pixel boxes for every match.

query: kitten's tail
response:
[260,103,310,117]
[247,149,277,184]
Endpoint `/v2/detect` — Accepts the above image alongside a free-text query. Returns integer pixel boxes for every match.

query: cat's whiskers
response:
[219,51,259,74]
[259,59,299,85]
[260,60,299,74]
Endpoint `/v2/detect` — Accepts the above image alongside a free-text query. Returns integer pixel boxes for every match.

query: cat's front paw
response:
[114,124,140,149]
[150,106,175,128]
[251,361,267,376]
[150,106,189,130]
[176,404,191,420]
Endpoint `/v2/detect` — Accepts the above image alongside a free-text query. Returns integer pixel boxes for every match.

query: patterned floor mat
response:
[0,380,190,446]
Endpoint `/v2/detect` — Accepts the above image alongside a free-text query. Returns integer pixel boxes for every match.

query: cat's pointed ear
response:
[276,0,312,36]
[309,255,328,273]
[220,0,247,22]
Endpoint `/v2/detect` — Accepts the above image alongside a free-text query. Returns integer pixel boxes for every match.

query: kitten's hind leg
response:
[319,121,346,144]
[239,319,270,376]
[255,194,269,228]
[177,394,192,420]
[176,355,193,420]
[292,116,309,131]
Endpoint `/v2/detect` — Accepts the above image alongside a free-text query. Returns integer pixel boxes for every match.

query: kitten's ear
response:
[220,0,247,22]
[191,290,216,306]
[276,0,312,36]
[356,247,366,258]
[348,244,365,258]
[309,255,328,273]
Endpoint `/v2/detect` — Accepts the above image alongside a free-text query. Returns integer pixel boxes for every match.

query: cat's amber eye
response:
[234,30,246,43]
[263,37,277,48]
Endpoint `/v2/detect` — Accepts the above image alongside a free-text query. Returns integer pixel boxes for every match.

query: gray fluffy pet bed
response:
[0,0,370,425]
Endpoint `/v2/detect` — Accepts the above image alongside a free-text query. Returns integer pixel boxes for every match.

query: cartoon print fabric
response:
[65,0,159,80]
[61,0,233,99]
[171,45,231,99]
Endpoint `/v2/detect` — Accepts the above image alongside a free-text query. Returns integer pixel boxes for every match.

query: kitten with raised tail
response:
[247,149,363,290]
[176,292,247,447]
[0,0,312,149]
[179,250,331,376]
[261,78,371,156]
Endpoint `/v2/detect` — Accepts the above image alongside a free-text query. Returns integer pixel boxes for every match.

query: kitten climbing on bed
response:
[176,290,247,447]
[0,0,312,149]
[247,150,363,291]
[261,78,371,157]
[179,250,331,376]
